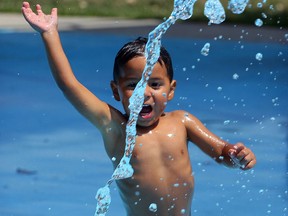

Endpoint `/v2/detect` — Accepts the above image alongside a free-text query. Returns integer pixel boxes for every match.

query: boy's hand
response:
[228,143,256,170]
[22,2,58,33]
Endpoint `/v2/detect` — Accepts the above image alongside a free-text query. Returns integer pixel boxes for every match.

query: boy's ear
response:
[168,80,176,101]
[110,81,121,101]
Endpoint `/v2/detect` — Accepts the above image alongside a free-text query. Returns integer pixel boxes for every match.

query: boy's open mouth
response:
[139,104,152,118]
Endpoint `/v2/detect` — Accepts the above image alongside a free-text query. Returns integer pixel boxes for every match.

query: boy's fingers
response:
[237,148,249,161]
[36,4,44,15]
[22,2,31,13]
[229,144,256,169]
[239,149,256,170]
[22,7,33,20]
[228,150,242,168]
[228,149,236,157]
[22,2,36,20]
[22,1,30,8]
[241,157,256,170]
[51,8,58,16]
[233,143,245,152]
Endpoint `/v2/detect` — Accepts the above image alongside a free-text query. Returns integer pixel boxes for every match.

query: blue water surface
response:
[0,30,287,216]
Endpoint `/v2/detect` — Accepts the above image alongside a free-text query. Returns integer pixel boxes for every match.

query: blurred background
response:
[0,0,287,26]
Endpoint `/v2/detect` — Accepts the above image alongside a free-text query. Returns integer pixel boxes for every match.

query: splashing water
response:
[255,18,263,27]
[233,73,240,80]
[228,0,249,14]
[201,43,211,56]
[204,0,225,24]
[149,203,158,212]
[95,185,111,216]
[181,209,186,214]
[255,53,263,61]
[94,0,250,215]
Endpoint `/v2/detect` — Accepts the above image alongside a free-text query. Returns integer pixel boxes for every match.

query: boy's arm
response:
[42,30,112,128]
[22,2,116,130]
[183,111,256,170]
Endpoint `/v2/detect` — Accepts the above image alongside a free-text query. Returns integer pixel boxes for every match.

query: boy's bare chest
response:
[131,122,188,163]
[111,113,188,167]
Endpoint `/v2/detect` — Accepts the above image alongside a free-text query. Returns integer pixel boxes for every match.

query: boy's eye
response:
[150,82,161,89]
[127,82,137,89]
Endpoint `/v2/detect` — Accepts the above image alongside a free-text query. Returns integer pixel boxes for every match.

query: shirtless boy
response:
[22,2,256,216]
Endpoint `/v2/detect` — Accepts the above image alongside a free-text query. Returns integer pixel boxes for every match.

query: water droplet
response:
[111,157,116,161]
[217,86,222,91]
[269,4,274,11]
[112,157,134,180]
[255,18,263,27]
[218,156,224,160]
[261,12,267,19]
[149,203,157,212]
[233,73,239,80]
[255,53,263,61]
[228,0,249,14]
[224,120,230,125]
[95,185,111,215]
[204,0,226,24]
[257,2,263,8]
[201,43,210,56]
[181,209,186,214]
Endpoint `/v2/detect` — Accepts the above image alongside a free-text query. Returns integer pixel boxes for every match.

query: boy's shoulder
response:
[164,109,192,121]
[166,109,191,117]
[164,110,199,125]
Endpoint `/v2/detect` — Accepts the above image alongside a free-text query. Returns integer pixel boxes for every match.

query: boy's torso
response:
[106,111,194,216]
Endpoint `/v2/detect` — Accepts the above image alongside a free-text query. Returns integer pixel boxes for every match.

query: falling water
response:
[228,0,249,14]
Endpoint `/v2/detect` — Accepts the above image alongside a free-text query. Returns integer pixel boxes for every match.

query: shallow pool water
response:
[0,30,287,215]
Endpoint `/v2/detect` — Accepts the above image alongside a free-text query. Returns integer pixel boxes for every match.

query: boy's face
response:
[111,56,176,127]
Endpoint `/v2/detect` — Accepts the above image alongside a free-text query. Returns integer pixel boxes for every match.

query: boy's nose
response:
[144,85,152,100]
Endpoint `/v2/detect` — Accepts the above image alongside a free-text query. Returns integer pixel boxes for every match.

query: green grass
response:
[1,0,287,26]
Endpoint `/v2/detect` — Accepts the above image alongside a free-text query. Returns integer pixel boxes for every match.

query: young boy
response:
[22,2,256,216]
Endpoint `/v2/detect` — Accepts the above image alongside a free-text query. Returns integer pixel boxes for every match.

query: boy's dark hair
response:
[113,37,173,83]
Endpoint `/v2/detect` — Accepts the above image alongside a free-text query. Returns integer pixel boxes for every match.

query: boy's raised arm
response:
[21,2,113,129]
